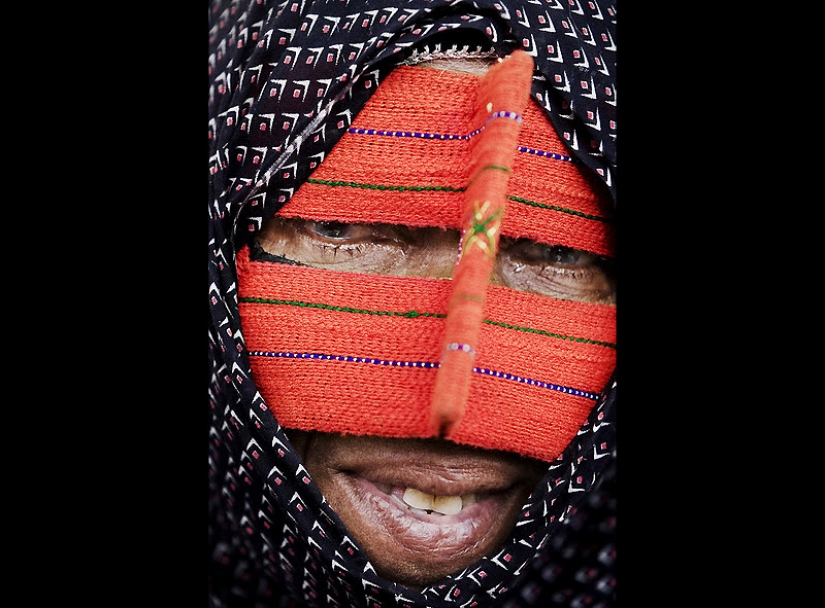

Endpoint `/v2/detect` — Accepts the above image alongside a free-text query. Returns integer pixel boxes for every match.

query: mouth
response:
[293,433,545,589]
[335,468,528,588]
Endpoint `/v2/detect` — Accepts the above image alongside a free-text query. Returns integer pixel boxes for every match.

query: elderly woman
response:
[208,1,617,606]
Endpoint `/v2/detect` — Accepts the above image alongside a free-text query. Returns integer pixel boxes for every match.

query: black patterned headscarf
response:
[208,1,617,606]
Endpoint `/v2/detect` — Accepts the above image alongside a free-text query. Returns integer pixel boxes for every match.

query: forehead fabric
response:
[272,64,615,256]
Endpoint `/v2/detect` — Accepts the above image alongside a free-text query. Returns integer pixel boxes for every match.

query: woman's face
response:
[245,56,614,590]
[252,215,614,589]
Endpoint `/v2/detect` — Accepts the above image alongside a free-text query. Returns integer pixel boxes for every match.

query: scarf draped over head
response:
[209,1,617,606]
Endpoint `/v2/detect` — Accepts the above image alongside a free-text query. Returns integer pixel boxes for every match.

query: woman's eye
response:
[307,221,356,240]
[500,238,615,303]
[515,242,591,267]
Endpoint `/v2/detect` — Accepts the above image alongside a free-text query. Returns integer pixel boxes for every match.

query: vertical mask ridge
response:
[428,50,535,437]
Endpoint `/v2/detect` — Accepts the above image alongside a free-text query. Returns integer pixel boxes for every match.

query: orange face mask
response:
[237,51,615,463]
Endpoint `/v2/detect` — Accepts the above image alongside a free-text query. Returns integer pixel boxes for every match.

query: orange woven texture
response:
[505,103,614,255]
[237,246,615,462]
[275,65,473,228]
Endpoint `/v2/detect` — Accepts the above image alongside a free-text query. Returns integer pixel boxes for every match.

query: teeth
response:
[432,495,462,515]
[401,487,474,515]
[402,487,434,511]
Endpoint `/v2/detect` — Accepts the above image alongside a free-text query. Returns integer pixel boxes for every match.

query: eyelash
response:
[316,241,364,257]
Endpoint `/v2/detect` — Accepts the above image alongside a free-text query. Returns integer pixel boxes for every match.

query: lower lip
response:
[345,475,508,563]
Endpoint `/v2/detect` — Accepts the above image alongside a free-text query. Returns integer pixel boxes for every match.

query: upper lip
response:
[325,438,531,496]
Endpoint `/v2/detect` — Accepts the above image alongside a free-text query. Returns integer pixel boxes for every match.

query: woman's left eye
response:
[499,237,615,303]
[514,241,592,267]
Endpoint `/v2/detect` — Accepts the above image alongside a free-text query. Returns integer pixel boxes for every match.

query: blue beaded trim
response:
[249,350,438,369]
[473,366,598,399]
[516,146,574,162]
[347,110,521,142]
[248,350,599,400]
[347,111,575,163]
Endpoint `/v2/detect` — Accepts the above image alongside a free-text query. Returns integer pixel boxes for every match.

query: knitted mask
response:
[236,51,615,463]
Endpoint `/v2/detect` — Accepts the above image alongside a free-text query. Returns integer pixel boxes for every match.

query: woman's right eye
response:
[307,221,352,239]
[304,220,384,243]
